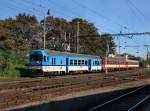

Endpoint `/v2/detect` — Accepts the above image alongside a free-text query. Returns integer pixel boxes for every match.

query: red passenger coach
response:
[126,59,139,69]
[102,56,139,71]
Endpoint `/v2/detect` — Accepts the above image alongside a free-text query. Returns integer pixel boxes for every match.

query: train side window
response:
[60,58,63,64]
[74,60,77,65]
[52,58,53,64]
[97,61,100,65]
[52,58,56,64]
[47,57,49,62]
[70,59,73,65]
[85,60,87,65]
[95,61,97,65]
[54,58,56,64]
[78,60,81,65]
[82,60,84,65]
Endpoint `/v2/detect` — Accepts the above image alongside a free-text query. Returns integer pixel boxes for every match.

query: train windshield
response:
[30,54,42,62]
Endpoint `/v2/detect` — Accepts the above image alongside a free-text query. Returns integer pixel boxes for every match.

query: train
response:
[29,49,139,75]
[102,56,139,71]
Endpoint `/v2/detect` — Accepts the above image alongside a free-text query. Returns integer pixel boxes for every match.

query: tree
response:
[0,13,116,56]
[0,13,41,51]
[69,18,98,54]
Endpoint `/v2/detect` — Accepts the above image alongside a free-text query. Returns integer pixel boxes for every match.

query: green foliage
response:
[44,17,116,56]
[0,13,116,56]
[120,53,142,60]
[3,39,14,49]
[0,50,28,77]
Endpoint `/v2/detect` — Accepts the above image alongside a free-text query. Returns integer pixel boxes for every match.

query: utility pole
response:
[43,9,50,49]
[105,41,109,75]
[124,41,127,54]
[76,21,80,54]
[144,45,150,68]
[144,45,149,61]
[43,16,46,49]
[68,33,70,52]
[64,32,66,51]
[118,36,121,72]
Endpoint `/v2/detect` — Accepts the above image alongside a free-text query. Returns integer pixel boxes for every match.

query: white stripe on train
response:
[30,65,102,73]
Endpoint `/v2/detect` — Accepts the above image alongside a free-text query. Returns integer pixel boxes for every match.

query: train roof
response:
[31,49,101,59]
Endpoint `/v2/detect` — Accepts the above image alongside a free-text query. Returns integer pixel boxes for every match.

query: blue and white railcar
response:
[29,49,102,75]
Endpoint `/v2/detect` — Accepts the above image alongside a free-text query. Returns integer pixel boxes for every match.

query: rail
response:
[128,94,150,111]
[88,85,149,111]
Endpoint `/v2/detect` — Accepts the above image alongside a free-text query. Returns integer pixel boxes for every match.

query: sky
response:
[0,0,150,58]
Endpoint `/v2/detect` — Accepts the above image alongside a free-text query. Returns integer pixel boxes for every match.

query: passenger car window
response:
[74,60,77,65]
[85,60,88,65]
[60,58,63,64]
[52,58,53,64]
[47,57,49,62]
[70,59,73,65]
[52,58,56,64]
[78,60,81,65]
[82,60,84,65]
[54,58,56,64]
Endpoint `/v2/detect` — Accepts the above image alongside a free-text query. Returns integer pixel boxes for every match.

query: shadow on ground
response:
[11,86,140,111]
[16,67,43,77]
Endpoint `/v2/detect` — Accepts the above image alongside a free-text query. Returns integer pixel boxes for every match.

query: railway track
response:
[88,85,150,111]
[0,69,147,84]
[0,69,150,110]
[0,69,149,91]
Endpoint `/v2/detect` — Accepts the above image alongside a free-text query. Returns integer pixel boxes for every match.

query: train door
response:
[88,59,91,72]
[66,58,69,74]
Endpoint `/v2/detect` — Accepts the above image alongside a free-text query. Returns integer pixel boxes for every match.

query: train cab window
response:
[44,56,46,62]
[30,55,42,61]
[70,59,73,65]
[85,60,88,65]
[82,60,84,65]
[78,60,81,65]
[74,60,77,65]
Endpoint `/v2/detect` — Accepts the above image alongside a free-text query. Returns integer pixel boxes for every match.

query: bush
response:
[0,50,28,77]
